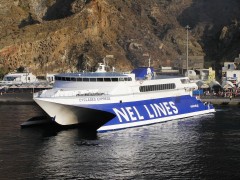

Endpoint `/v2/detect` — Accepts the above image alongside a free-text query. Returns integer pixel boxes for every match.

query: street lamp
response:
[186,25,190,77]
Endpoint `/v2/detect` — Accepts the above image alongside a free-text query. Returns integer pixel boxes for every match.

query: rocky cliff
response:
[0,0,240,76]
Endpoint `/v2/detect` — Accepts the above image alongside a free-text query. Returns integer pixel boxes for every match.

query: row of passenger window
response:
[55,76,132,82]
[139,83,176,92]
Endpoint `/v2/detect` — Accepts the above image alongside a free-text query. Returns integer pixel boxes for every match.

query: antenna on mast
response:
[103,58,106,66]
[143,53,151,67]
[148,56,151,67]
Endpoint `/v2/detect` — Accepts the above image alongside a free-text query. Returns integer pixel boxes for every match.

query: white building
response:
[185,68,215,82]
[222,62,240,85]
[0,72,38,85]
[46,73,55,83]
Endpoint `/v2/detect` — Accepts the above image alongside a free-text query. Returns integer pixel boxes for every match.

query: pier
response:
[199,96,240,105]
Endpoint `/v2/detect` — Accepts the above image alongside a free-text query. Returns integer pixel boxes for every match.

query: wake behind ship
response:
[33,62,215,132]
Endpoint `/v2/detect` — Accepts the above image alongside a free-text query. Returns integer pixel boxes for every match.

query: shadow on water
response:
[20,115,98,140]
[21,122,98,140]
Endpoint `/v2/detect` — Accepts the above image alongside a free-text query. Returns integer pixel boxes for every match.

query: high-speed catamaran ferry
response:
[33,62,215,132]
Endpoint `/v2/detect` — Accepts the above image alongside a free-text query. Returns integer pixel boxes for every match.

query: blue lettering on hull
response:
[86,95,214,127]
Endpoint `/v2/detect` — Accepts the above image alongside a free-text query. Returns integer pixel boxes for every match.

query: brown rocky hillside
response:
[0,0,240,76]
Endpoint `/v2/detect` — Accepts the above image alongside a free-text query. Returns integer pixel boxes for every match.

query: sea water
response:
[0,104,240,179]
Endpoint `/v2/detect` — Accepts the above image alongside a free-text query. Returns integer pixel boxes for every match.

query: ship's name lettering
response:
[113,101,179,123]
[79,97,110,102]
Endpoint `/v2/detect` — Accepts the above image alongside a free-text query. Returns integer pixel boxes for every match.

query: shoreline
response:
[0,92,35,105]
[1,93,240,106]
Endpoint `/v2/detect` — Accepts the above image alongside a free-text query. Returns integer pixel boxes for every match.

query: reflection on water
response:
[0,105,240,179]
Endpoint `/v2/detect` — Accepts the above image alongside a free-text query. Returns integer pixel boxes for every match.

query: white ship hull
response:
[33,65,215,132]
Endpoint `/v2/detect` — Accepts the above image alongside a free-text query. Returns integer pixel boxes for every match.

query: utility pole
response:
[186,25,190,77]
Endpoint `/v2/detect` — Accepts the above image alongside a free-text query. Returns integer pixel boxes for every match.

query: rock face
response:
[0,0,240,75]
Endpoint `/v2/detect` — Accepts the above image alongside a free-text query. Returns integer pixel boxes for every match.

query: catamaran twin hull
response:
[34,94,215,132]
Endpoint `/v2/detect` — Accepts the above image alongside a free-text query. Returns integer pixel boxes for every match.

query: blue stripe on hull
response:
[84,95,214,131]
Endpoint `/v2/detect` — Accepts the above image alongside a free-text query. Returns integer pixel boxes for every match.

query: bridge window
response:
[90,78,96,82]
[104,78,111,82]
[77,78,82,81]
[71,77,76,81]
[112,78,118,82]
[83,78,89,82]
[180,79,189,84]
[56,76,132,82]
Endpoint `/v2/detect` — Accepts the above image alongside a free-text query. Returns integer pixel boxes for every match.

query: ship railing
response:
[36,89,106,98]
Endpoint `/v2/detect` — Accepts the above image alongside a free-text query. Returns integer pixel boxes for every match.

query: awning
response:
[196,81,209,89]
[209,80,221,88]
[196,80,204,87]
[236,82,240,88]
[222,81,235,88]
[223,84,233,89]
[201,84,209,89]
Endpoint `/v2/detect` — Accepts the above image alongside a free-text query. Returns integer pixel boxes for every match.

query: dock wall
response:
[199,96,240,105]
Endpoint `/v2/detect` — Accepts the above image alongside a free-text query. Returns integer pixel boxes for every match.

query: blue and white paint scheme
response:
[33,62,215,132]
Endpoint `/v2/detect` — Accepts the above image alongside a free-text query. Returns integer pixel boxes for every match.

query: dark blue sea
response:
[0,104,240,179]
